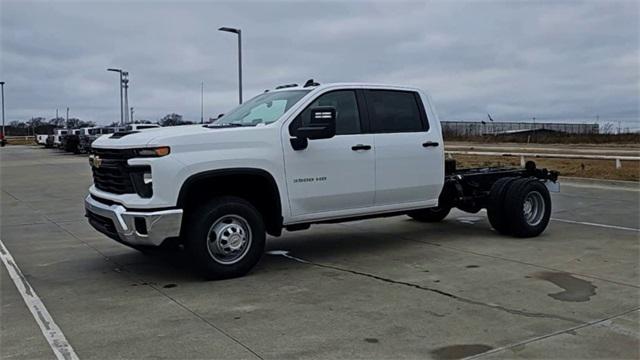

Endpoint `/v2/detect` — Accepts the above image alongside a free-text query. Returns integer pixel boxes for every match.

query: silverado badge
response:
[89,154,102,169]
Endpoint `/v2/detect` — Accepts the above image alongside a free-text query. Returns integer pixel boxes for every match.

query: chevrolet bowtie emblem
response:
[89,154,102,168]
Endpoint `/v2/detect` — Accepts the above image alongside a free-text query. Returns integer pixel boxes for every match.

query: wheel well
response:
[178,169,283,237]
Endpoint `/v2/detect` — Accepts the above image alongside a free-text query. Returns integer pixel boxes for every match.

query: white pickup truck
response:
[85,81,558,279]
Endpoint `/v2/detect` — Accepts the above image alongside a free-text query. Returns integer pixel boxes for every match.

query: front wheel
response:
[185,196,265,280]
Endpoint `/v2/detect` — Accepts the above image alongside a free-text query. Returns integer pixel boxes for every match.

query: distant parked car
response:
[49,129,69,148]
[61,129,82,153]
[36,134,48,145]
[124,123,161,131]
[78,127,120,154]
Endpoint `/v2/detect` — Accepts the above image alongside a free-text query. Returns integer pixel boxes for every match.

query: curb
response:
[562,176,639,189]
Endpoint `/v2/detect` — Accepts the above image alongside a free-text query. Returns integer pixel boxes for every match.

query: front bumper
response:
[84,195,183,247]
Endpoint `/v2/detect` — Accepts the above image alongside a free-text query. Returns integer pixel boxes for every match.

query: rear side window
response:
[366,90,427,133]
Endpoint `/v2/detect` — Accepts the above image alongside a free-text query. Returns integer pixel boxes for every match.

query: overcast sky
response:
[1,0,638,128]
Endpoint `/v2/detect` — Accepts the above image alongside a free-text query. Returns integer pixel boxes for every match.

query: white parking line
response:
[475,209,638,232]
[0,239,79,360]
[551,218,639,232]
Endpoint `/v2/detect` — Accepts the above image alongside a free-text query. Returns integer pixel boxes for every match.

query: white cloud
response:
[0,0,637,129]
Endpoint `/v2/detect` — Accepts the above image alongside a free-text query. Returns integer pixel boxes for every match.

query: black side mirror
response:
[290,107,337,150]
[298,107,336,140]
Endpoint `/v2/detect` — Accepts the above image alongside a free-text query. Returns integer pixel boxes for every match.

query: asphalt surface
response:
[1,145,639,360]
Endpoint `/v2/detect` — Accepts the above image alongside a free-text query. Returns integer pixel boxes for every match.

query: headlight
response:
[136,146,170,157]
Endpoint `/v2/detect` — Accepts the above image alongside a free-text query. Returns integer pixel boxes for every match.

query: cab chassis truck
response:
[85,81,559,279]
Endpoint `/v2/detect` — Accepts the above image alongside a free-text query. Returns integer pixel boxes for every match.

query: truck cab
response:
[85,81,557,279]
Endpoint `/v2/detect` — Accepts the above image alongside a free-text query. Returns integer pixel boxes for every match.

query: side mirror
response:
[290,107,337,150]
[297,107,336,140]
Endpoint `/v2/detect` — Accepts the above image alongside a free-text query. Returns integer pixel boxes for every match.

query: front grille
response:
[91,148,137,194]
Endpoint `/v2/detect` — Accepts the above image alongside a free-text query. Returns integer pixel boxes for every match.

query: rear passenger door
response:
[365,89,444,207]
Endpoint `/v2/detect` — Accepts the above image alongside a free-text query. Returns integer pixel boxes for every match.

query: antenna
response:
[304,79,320,87]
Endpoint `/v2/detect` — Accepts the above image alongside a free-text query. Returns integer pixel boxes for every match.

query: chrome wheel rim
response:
[207,215,252,265]
[523,191,545,226]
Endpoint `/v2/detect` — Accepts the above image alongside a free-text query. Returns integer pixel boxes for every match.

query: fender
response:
[176,168,283,235]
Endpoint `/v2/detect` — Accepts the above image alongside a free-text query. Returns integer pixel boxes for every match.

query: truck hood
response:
[91,124,262,149]
[91,125,230,149]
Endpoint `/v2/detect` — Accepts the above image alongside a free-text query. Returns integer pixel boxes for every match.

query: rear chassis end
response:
[440,159,559,213]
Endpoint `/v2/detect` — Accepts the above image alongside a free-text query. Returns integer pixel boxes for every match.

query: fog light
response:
[143,172,152,185]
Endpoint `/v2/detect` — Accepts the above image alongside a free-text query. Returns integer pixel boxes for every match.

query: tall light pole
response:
[0,82,5,143]
[130,107,134,123]
[66,107,69,128]
[107,68,124,125]
[218,26,242,104]
[201,81,204,124]
[122,72,130,123]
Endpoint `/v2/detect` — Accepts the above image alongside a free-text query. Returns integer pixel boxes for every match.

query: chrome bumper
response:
[84,195,183,247]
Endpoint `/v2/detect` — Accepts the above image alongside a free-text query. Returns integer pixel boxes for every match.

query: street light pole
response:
[0,81,5,143]
[123,72,129,123]
[107,68,125,125]
[201,81,204,124]
[130,107,134,123]
[218,26,243,104]
[66,107,69,128]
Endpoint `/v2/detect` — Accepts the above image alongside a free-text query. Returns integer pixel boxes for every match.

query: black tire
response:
[504,178,552,238]
[184,196,265,280]
[408,206,451,222]
[487,177,519,235]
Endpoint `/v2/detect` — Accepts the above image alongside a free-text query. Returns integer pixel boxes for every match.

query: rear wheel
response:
[185,196,265,279]
[487,177,518,235]
[408,206,451,223]
[504,178,552,238]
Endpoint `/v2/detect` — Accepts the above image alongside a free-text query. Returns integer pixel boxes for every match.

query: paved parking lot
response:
[1,145,639,360]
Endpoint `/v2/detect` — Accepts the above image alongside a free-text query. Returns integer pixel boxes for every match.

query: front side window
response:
[291,90,361,136]
[211,90,310,127]
[367,90,426,133]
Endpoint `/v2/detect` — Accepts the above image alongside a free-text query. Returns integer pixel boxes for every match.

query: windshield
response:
[211,90,310,127]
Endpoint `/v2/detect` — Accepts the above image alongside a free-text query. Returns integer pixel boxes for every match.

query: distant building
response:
[441,121,599,136]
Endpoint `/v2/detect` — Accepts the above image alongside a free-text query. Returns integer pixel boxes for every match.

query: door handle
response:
[351,144,372,151]
[422,141,439,147]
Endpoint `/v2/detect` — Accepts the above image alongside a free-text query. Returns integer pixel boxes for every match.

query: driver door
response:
[283,90,375,219]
